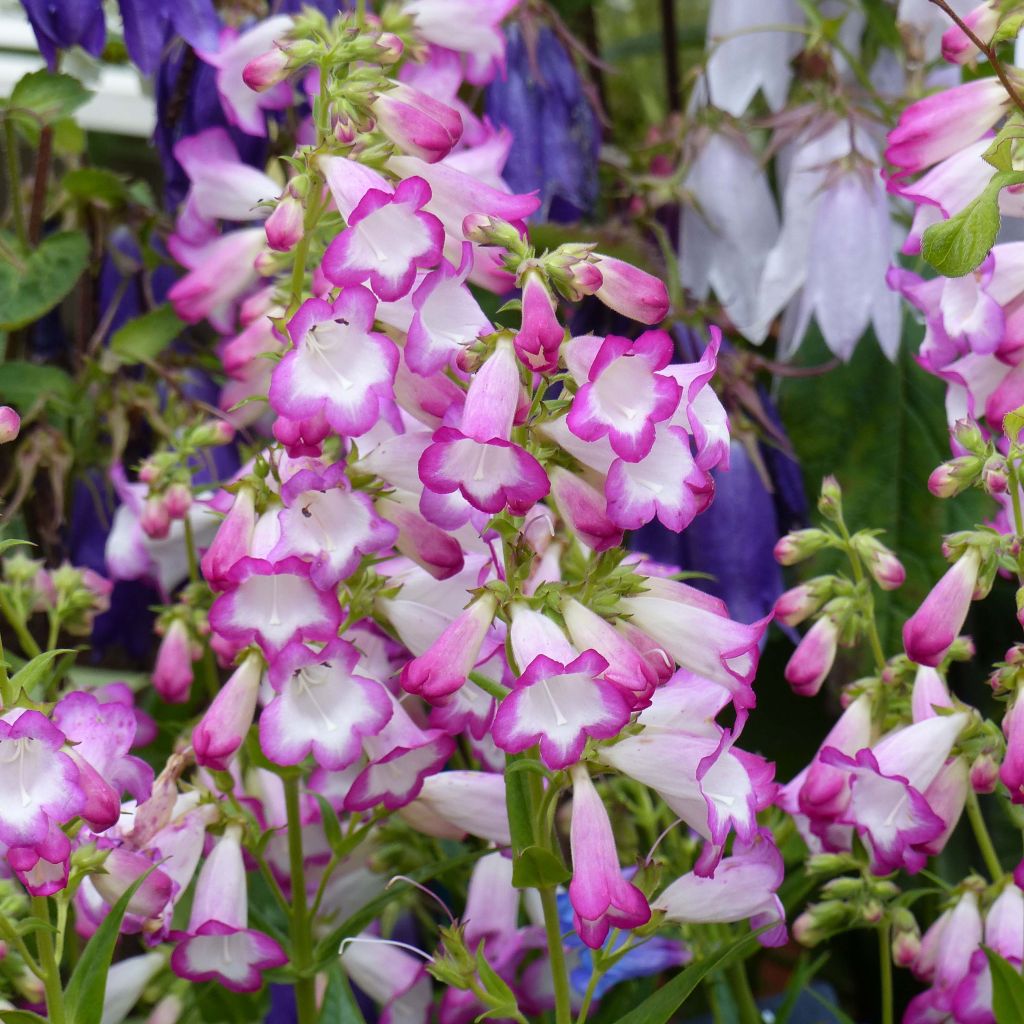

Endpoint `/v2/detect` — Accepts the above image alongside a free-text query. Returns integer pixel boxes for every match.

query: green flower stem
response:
[32,896,66,1024]
[4,119,26,245]
[0,589,41,658]
[539,885,573,1024]
[965,789,1004,883]
[727,961,763,1024]
[284,775,318,1024]
[878,924,893,1024]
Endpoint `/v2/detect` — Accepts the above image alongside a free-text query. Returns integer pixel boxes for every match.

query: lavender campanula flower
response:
[118,0,219,75]
[486,23,600,221]
[20,0,105,69]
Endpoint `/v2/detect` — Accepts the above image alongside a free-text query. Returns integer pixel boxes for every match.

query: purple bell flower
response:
[486,23,600,222]
[118,0,220,76]
[20,0,105,69]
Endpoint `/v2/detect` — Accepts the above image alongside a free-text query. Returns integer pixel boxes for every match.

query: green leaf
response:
[1004,404,1024,442]
[62,168,129,206]
[0,539,33,556]
[8,70,91,126]
[319,962,367,1023]
[311,791,344,855]
[805,987,858,1024]
[9,649,75,698]
[982,122,1024,171]
[993,11,1024,44]
[777,327,988,654]
[0,1011,49,1024]
[0,231,89,330]
[510,845,571,888]
[985,947,1024,1021]
[0,361,73,412]
[64,867,157,1024]
[775,952,830,1023]
[613,930,766,1024]
[103,304,184,369]
[922,170,1024,276]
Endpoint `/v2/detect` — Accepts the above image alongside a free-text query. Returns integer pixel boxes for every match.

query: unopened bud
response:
[461,214,523,252]
[952,418,986,454]
[140,497,171,540]
[861,898,884,924]
[774,577,833,626]
[164,483,193,519]
[0,406,20,444]
[891,908,921,967]
[817,475,843,521]
[852,534,906,591]
[970,752,999,793]
[928,456,982,498]
[773,528,831,566]
[242,46,290,92]
[265,194,304,253]
[191,419,235,447]
[376,32,404,63]
[982,454,1010,495]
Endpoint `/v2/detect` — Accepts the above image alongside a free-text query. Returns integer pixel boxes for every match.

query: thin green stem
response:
[4,119,26,245]
[538,886,572,1024]
[965,789,1004,883]
[727,962,763,1024]
[0,590,41,658]
[284,775,318,1024]
[0,911,42,977]
[182,517,200,585]
[878,925,893,1024]
[32,897,66,1024]
[1009,465,1024,583]
[837,519,887,672]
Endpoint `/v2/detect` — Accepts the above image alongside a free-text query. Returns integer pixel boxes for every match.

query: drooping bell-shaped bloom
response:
[259,639,392,770]
[567,332,681,461]
[492,651,632,770]
[170,828,287,992]
[903,548,981,667]
[268,287,399,438]
[0,710,84,850]
[820,712,969,874]
[197,16,295,137]
[208,556,343,660]
[568,765,651,949]
[193,653,263,771]
[21,0,105,68]
[653,830,787,946]
[784,616,839,698]
[486,24,600,221]
[419,338,549,515]
[269,465,398,589]
[702,0,801,116]
[400,594,498,700]
[406,245,492,375]
[372,83,463,164]
[322,177,445,302]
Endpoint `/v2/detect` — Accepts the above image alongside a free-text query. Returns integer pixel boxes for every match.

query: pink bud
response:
[941,2,999,64]
[201,486,256,591]
[140,497,171,539]
[193,654,263,772]
[376,32,404,63]
[928,456,981,498]
[242,47,290,92]
[592,254,669,325]
[784,617,838,697]
[774,581,826,627]
[773,529,829,566]
[264,194,304,252]
[969,752,999,793]
[164,483,193,519]
[152,620,196,704]
[903,549,981,667]
[0,406,20,443]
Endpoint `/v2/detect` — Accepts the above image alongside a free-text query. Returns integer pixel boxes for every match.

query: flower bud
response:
[191,419,235,447]
[861,899,884,924]
[242,46,290,91]
[0,406,20,444]
[928,456,982,498]
[773,576,834,627]
[952,417,986,454]
[163,483,192,519]
[785,616,839,697]
[140,497,170,540]
[982,453,1009,495]
[264,194,304,253]
[376,32,404,63]
[817,475,843,521]
[891,908,921,967]
[461,214,524,253]
[774,529,831,566]
[969,751,999,793]
[852,535,906,591]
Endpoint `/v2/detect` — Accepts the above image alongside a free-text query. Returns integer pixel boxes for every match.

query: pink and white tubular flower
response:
[173,128,278,225]
[491,651,632,770]
[321,177,445,302]
[259,638,392,770]
[1000,692,1024,804]
[208,556,343,661]
[419,338,550,515]
[653,830,787,948]
[268,287,399,438]
[376,493,465,580]
[341,933,433,1024]
[344,691,455,811]
[197,16,294,137]
[568,765,651,949]
[201,485,256,591]
[193,653,264,772]
[903,547,981,667]
[8,819,72,897]
[269,464,398,589]
[170,827,287,992]
[0,710,85,851]
[372,81,463,164]
[885,77,1012,179]
[514,272,564,373]
[548,467,623,553]
[399,771,511,846]
[941,1,999,63]
[406,244,492,376]
[567,331,682,462]
[619,575,770,711]
[987,884,1024,967]
[590,255,670,325]
[91,847,174,920]
[819,712,969,875]
[400,593,498,701]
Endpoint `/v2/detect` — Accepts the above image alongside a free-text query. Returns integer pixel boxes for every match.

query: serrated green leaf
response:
[985,947,1024,1021]
[994,11,1024,44]
[62,168,129,206]
[0,361,73,413]
[0,231,89,330]
[982,122,1024,171]
[64,867,157,1024]
[319,962,367,1023]
[613,930,766,1024]
[9,648,75,698]
[922,170,1024,276]
[9,70,91,126]
[510,844,571,888]
[1004,404,1024,441]
[103,304,183,369]
[777,327,987,654]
